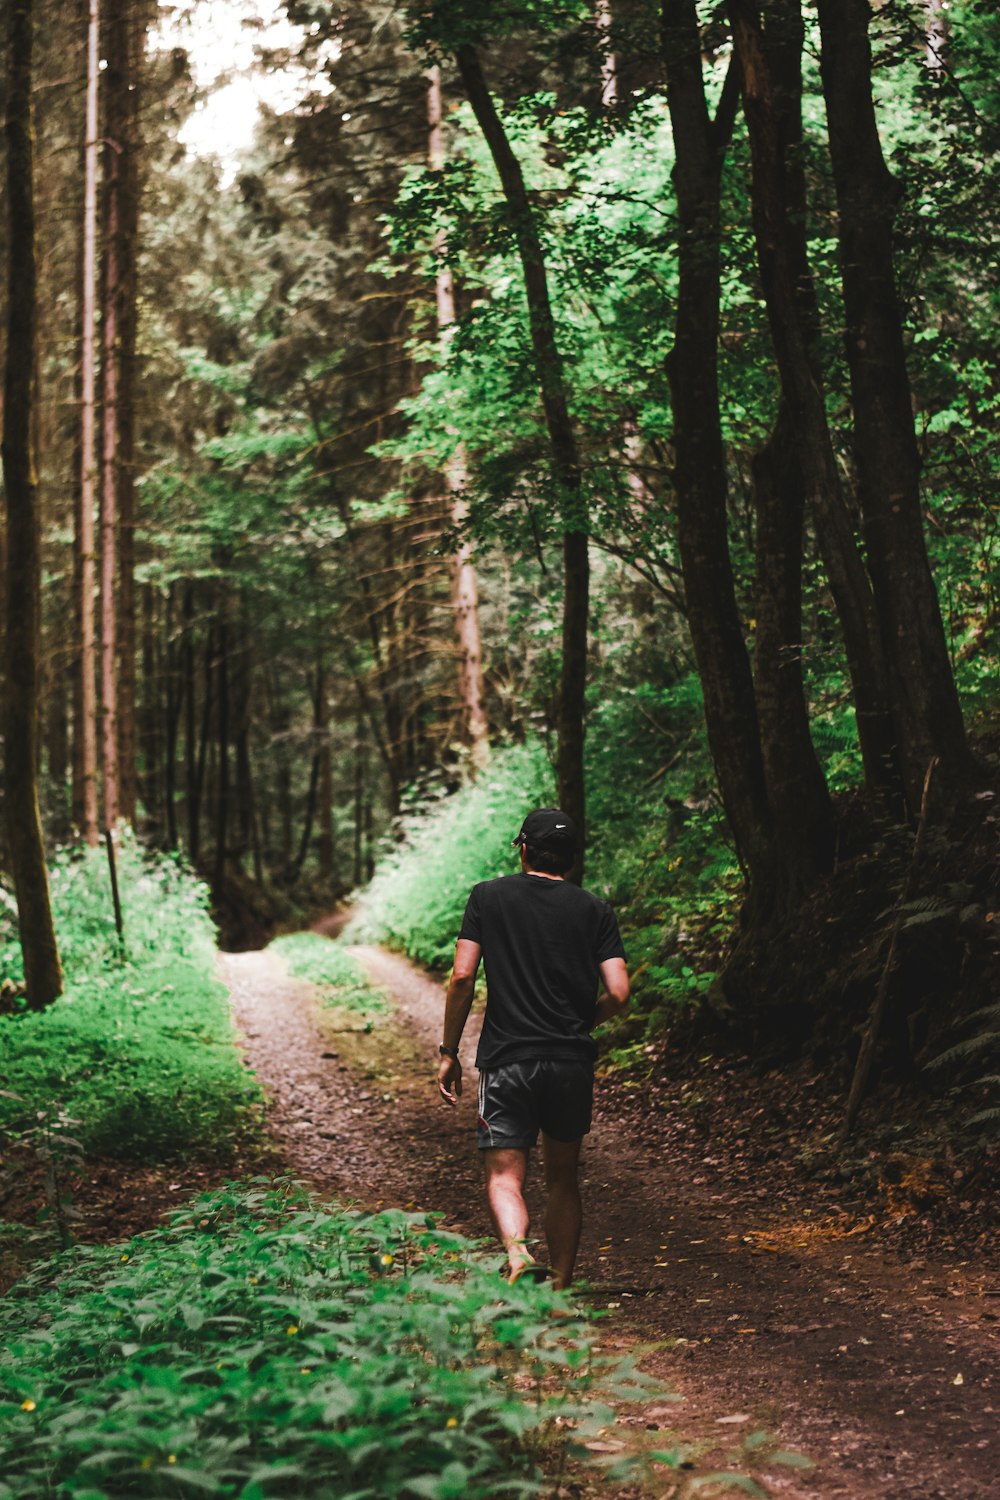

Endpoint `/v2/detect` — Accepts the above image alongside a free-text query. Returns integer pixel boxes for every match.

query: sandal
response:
[508,1262,551,1285]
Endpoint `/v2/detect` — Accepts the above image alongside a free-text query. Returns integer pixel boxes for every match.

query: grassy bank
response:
[0,835,260,1163]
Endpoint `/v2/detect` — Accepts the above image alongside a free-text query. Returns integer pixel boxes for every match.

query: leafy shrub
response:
[268,934,390,1016]
[1,830,216,984]
[0,839,259,1161]
[0,1182,627,1499]
[344,742,553,968]
[345,717,735,1046]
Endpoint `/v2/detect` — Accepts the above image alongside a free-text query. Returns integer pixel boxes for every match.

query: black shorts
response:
[476,1057,593,1150]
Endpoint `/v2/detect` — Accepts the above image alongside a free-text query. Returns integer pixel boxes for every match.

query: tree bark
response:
[315,654,334,879]
[2,0,63,1006]
[742,0,900,805]
[427,67,490,773]
[353,704,364,888]
[214,613,229,893]
[75,0,100,845]
[660,1,777,904]
[816,0,973,811]
[750,407,834,886]
[164,585,180,850]
[112,0,143,824]
[454,43,589,869]
[728,0,852,878]
[99,18,121,834]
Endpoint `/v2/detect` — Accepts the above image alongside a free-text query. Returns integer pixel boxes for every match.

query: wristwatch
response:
[439,1044,459,1060]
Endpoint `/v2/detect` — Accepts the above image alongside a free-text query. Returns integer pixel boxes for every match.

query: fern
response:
[926,1029,1000,1069]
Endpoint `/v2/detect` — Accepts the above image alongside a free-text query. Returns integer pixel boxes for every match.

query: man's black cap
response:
[512,808,578,850]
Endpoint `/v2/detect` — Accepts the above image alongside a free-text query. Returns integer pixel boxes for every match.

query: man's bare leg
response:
[484,1147,534,1277]
[542,1134,583,1290]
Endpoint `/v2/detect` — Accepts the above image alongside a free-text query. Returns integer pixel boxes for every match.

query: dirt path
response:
[220,945,998,1500]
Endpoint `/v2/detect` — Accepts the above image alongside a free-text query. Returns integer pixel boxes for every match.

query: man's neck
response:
[523,867,564,881]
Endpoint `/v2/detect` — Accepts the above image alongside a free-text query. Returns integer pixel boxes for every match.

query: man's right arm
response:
[439,938,481,1104]
[594,956,629,1026]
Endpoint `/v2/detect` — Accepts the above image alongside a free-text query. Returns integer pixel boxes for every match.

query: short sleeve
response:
[458,884,483,944]
[594,902,626,964]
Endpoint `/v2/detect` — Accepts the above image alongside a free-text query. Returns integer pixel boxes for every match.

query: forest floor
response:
[215,940,998,1500]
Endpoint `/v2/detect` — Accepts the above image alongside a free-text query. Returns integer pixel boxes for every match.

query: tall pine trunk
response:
[427,68,490,773]
[74,0,100,845]
[454,44,589,869]
[113,0,142,824]
[99,17,121,834]
[2,0,63,1006]
[816,0,973,811]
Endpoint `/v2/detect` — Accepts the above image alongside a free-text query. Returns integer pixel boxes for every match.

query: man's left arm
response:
[438,938,481,1105]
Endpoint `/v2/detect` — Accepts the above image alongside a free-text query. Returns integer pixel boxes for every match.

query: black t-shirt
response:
[458,873,626,1070]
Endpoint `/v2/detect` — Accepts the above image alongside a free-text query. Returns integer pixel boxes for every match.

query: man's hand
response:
[438,1054,463,1105]
[594,956,630,1026]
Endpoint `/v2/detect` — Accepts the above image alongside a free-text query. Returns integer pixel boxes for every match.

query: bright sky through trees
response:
[151,0,334,176]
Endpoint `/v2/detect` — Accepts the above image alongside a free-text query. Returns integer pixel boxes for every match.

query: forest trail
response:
[219,945,998,1500]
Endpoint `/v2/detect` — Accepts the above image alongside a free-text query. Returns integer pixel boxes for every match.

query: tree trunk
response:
[455,43,589,869]
[2,0,63,1006]
[427,67,490,773]
[728,0,837,881]
[816,0,973,811]
[316,654,334,879]
[232,628,255,870]
[750,407,834,885]
[182,586,205,863]
[660,2,777,905]
[164,585,180,850]
[113,0,142,824]
[75,0,100,845]
[192,623,214,868]
[214,614,229,893]
[353,706,364,888]
[99,65,121,834]
[138,584,160,834]
[739,0,901,805]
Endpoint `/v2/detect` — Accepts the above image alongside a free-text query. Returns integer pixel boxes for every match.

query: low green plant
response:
[0,838,260,1163]
[1,829,216,984]
[0,1181,640,1500]
[268,934,390,1017]
[344,741,553,969]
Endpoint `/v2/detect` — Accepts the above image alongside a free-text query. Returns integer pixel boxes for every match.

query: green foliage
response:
[0,839,259,1161]
[0,1181,623,1500]
[345,742,554,969]
[268,934,390,1017]
[346,688,735,1049]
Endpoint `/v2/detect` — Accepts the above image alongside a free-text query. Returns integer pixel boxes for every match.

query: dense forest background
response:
[2,0,999,1131]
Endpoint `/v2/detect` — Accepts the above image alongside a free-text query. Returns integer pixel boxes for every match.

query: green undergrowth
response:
[344,742,554,970]
[344,716,742,1054]
[267,934,389,1018]
[0,835,259,1162]
[0,1181,653,1500]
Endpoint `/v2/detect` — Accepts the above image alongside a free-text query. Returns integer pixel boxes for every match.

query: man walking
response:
[438,808,629,1289]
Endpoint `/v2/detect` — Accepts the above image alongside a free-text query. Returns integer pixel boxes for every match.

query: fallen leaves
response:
[741,1212,875,1253]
